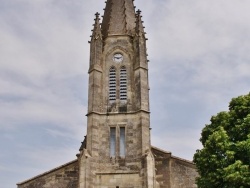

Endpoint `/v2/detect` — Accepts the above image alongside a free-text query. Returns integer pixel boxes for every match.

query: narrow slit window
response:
[109,67,116,101]
[120,67,127,100]
[110,127,116,157]
[120,127,125,157]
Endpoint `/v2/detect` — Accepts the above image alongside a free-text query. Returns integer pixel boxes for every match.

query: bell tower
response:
[16,1,198,188]
[78,0,156,187]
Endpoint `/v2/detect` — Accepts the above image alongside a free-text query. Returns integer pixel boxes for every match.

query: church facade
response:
[17,0,198,188]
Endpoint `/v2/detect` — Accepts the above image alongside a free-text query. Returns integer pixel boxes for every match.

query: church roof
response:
[101,0,136,38]
[16,159,78,185]
[17,146,195,186]
[151,146,196,167]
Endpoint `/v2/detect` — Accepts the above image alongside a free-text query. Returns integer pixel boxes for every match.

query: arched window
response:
[109,126,126,157]
[120,66,127,100]
[109,67,116,101]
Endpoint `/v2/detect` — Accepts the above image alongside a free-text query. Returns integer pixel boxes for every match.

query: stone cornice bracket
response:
[83,149,92,159]
[143,149,151,157]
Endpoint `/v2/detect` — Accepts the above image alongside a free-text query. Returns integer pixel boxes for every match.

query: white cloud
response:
[146,0,250,60]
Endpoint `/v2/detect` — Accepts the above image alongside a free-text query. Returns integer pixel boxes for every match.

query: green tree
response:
[194,93,250,188]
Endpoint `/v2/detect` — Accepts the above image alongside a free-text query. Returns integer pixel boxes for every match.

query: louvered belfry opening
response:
[109,67,116,101]
[119,66,127,101]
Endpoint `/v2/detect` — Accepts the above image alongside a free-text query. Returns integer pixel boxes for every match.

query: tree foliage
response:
[194,93,250,188]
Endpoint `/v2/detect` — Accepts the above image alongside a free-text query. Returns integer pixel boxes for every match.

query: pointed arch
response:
[109,66,116,101]
[106,46,131,60]
[120,66,127,101]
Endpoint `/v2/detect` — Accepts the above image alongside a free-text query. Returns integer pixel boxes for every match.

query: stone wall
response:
[152,147,198,188]
[170,157,198,188]
[95,173,142,188]
[85,112,151,170]
[17,147,198,188]
[17,160,79,188]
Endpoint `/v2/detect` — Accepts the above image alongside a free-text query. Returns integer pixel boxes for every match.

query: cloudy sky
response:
[1,0,250,187]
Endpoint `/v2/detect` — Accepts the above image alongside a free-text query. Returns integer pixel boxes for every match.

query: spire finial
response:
[136,9,141,15]
[135,9,146,37]
[91,12,102,41]
[95,12,100,18]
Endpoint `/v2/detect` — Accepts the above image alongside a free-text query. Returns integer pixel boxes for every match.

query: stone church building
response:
[17,0,198,187]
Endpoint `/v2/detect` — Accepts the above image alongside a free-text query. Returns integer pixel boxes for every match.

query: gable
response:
[17,160,79,188]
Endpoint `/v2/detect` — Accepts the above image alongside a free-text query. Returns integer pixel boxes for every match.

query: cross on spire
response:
[95,12,100,18]
[136,9,141,15]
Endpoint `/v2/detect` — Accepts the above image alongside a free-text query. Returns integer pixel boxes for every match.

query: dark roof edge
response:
[151,146,195,166]
[151,145,172,154]
[16,159,78,185]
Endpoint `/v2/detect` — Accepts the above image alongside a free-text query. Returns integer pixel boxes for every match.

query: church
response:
[17,0,198,187]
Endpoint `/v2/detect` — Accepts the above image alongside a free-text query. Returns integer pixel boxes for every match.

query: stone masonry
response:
[17,160,79,188]
[17,0,198,187]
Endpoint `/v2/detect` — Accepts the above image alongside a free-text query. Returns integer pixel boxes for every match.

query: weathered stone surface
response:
[102,0,136,38]
[152,147,198,188]
[17,160,79,188]
[17,147,198,188]
[170,158,198,188]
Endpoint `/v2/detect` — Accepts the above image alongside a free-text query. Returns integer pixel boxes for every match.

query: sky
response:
[0,0,250,187]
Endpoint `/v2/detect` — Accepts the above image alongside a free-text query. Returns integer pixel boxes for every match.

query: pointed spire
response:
[134,9,148,70]
[135,9,146,37]
[89,12,103,73]
[91,12,102,40]
[101,0,136,38]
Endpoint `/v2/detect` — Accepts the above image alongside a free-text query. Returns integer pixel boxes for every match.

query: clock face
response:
[113,53,123,63]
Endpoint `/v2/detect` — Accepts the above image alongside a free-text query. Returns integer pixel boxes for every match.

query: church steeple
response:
[80,1,155,187]
[17,1,198,187]
[101,0,136,38]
